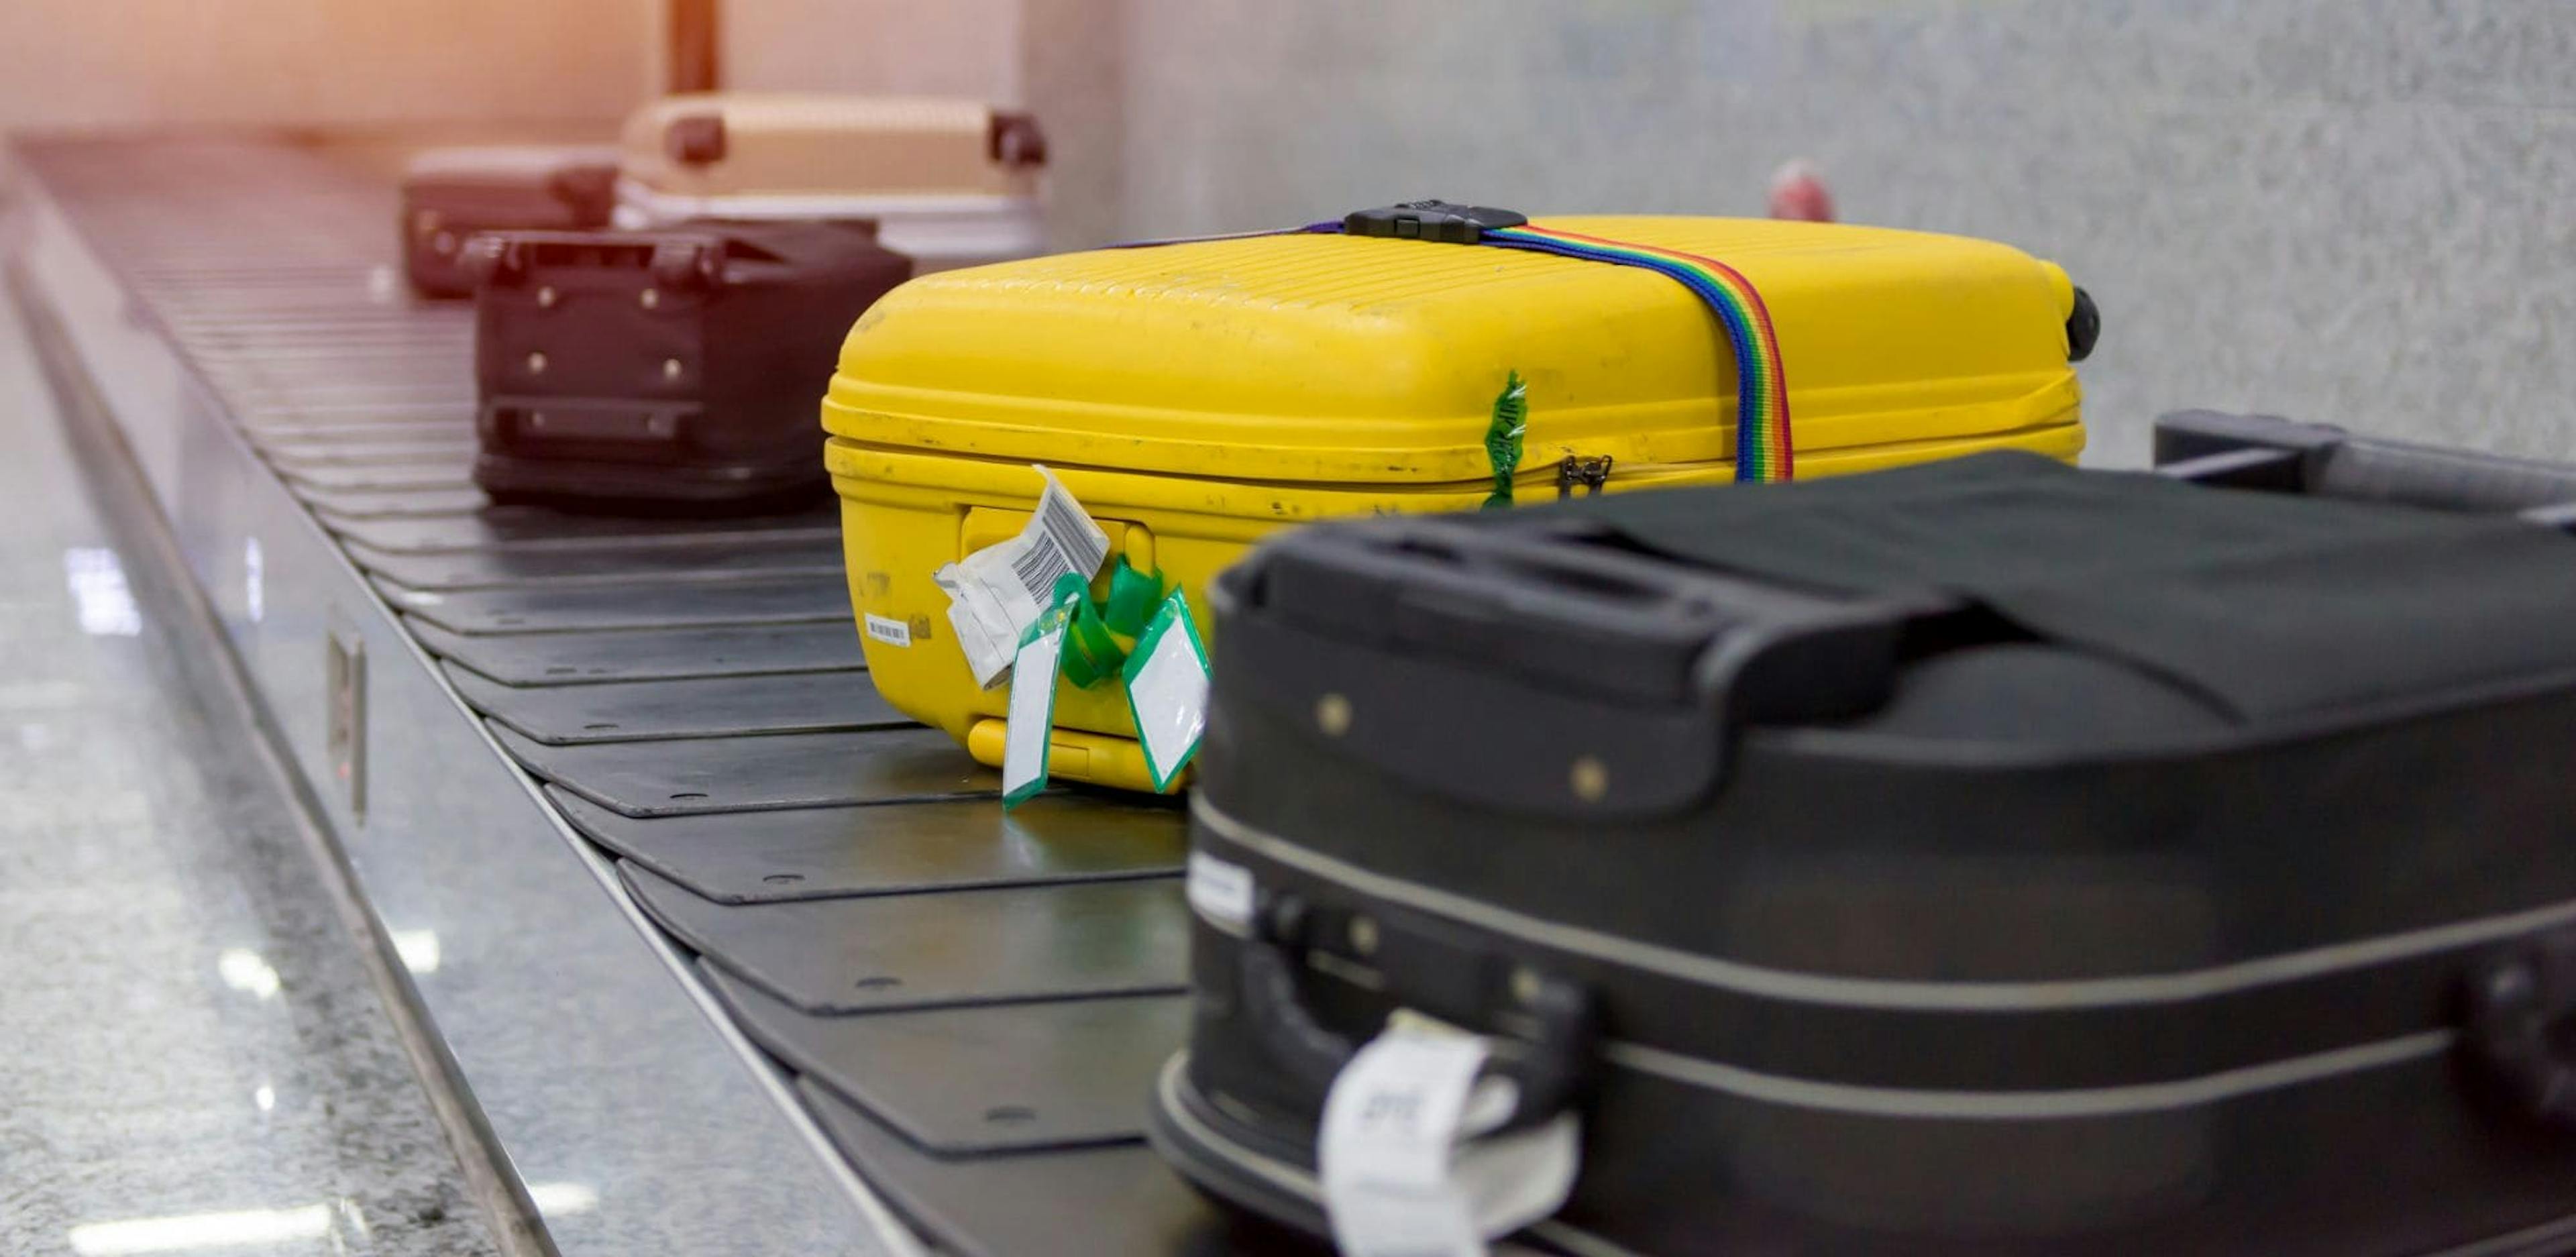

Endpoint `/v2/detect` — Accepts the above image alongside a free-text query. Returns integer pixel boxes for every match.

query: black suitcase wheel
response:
[2467,928,2576,1129]
[2067,286,2101,362]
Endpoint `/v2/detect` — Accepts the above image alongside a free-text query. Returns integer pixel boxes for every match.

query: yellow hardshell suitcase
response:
[826,206,2094,791]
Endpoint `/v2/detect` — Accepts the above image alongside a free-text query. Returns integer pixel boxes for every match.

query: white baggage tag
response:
[1120,590,1211,792]
[1322,1020,1584,1257]
[1322,1028,1490,1257]
[1451,1111,1580,1243]
[1000,590,1079,810]
[932,466,1111,688]
[937,576,1017,688]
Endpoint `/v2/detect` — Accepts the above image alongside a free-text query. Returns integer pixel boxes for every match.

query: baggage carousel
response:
[4,134,1303,1257]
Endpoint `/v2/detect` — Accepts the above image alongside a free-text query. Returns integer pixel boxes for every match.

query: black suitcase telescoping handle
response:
[1235,889,1598,1134]
[2155,411,2576,525]
[2316,437,2576,524]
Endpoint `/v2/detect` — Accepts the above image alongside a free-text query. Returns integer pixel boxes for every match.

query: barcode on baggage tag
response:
[1010,537,1075,606]
[1012,479,1108,604]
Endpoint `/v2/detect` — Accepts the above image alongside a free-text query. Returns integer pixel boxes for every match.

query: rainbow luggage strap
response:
[1335,201,1791,484]
[1128,201,1794,483]
[1467,221,1792,484]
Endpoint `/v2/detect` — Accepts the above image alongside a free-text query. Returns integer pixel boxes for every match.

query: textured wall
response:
[725,0,1024,101]
[0,0,651,130]
[1021,0,1125,250]
[1089,0,2576,466]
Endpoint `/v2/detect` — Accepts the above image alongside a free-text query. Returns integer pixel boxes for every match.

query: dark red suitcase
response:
[463,221,910,510]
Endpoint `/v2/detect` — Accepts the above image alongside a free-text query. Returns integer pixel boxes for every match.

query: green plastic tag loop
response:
[1050,571,1127,689]
[1102,557,1165,637]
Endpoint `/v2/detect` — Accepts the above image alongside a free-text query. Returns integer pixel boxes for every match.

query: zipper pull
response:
[1555,455,1614,499]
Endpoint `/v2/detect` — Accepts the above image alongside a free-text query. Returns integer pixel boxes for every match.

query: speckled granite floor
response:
[0,294,501,1254]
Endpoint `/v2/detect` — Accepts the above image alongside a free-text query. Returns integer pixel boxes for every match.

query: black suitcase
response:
[463,221,910,510]
[400,146,619,298]
[1150,412,2576,1256]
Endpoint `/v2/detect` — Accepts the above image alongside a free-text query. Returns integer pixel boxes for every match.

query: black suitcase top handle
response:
[1247,517,1913,716]
[1220,517,1920,820]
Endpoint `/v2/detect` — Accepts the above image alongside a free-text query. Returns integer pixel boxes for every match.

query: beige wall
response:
[723,0,1022,101]
[0,0,1029,134]
[0,0,653,131]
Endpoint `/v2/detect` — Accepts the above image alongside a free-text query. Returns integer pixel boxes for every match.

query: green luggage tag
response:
[1120,588,1213,794]
[1001,578,1087,810]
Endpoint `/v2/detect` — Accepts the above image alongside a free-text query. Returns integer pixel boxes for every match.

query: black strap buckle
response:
[1343,200,1529,244]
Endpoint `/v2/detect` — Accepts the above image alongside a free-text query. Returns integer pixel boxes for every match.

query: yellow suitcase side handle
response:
[966,718,1181,796]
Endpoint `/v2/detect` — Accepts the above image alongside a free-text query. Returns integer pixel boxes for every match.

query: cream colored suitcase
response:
[614,93,1044,272]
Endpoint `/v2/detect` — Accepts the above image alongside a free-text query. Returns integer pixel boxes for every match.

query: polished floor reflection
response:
[0,294,502,1255]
